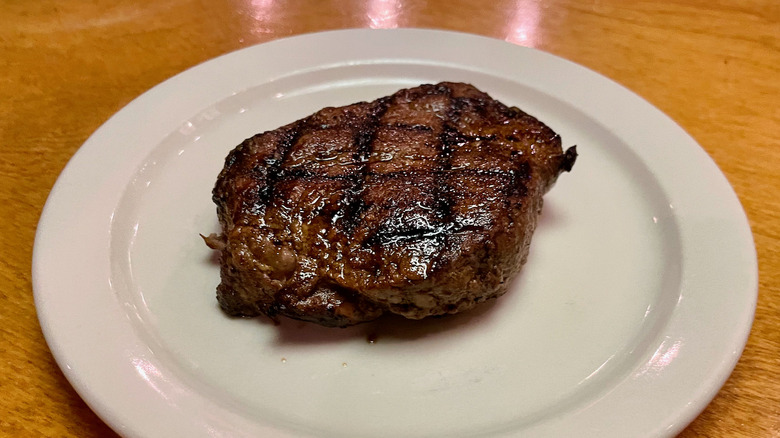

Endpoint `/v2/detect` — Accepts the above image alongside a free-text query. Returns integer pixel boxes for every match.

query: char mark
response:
[364,222,454,247]
[261,123,305,207]
[339,98,392,234]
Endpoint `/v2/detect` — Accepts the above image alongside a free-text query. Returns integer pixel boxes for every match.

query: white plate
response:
[33,29,757,438]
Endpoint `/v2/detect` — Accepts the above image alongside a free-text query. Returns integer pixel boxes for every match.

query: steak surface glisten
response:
[205,82,576,327]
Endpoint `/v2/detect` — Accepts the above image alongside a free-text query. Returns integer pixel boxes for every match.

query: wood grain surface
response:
[1,1,778,436]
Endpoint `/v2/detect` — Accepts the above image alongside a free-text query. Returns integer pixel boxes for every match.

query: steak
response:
[205,82,576,327]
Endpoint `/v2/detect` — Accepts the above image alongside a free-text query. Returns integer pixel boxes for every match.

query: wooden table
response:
[2,1,778,436]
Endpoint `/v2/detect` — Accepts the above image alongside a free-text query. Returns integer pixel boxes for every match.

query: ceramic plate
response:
[33,29,757,438]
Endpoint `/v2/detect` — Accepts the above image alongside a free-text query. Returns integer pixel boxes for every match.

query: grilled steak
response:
[205,82,576,327]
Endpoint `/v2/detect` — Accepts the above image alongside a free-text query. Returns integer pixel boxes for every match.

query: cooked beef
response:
[206,82,576,327]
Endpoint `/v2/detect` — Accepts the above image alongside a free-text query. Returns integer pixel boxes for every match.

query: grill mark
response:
[389,123,434,132]
[418,93,489,271]
[430,89,462,248]
[372,167,515,179]
[359,88,482,252]
[273,167,516,182]
[259,122,305,207]
[360,88,461,249]
[365,222,456,247]
[276,169,363,183]
[339,98,392,234]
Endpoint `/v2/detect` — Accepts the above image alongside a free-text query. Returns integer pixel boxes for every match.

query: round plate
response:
[33,29,757,438]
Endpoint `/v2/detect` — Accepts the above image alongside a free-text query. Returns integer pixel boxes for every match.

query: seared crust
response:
[208,82,576,327]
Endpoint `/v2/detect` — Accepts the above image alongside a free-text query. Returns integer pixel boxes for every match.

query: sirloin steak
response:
[205,82,576,327]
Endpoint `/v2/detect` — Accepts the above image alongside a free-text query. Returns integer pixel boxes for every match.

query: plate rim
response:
[32,28,758,438]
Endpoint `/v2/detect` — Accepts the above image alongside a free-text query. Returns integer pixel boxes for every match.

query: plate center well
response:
[109,64,681,437]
